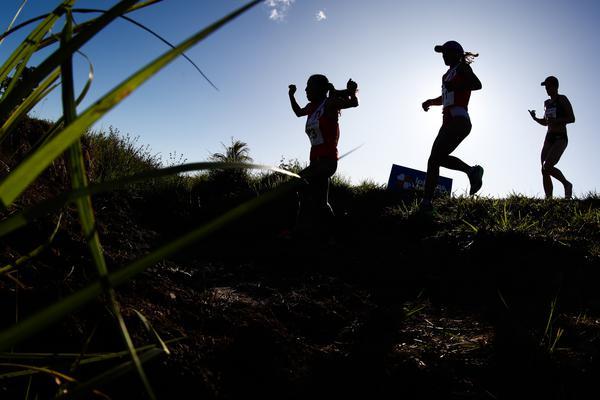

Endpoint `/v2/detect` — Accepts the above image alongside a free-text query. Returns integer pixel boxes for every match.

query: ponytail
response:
[462,51,479,64]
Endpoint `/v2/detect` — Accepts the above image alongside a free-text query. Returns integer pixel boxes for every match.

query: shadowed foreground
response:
[1,119,599,399]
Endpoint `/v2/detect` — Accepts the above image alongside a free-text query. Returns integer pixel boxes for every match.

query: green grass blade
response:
[0,0,137,116]
[0,363,110,399]
[68,8,217,90]
[461,219,479,233]
[0,16,47,43]
[0,180,299,351]
[59,348,163,400]
[0,362,77,383]
[0,67,60,143]
[133,310,170,355]
[0,0,261,208]
[0,338,184,363]
[24,375,32,400]
[337,143,365,160]
[0,213,61,275]
[60,13,155,399]
[0,1,163,44]
[24,52,94,152]
[124,0,164,13]
[0,0,74,99]
[0,162,298,237]
[0,0,29,46]
[119,13,219,91]
[74,51,94,105]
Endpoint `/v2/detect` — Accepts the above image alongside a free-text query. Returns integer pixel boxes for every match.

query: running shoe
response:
[468,165,484,195]
[565,181,573,199]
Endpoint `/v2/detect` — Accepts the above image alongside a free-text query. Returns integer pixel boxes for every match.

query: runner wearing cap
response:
[421,40,483,211]
[288,75,359,233]
[528,76,575,199]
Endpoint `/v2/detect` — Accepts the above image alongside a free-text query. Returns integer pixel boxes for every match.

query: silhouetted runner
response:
[288,75,359,234]
[421,41,483,211]
[528,76,575,199]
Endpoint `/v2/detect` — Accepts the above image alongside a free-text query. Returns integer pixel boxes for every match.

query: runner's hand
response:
[422,100,431,112]
[528,109,536,119]
[347,79,358,93]
[288,84,296,96]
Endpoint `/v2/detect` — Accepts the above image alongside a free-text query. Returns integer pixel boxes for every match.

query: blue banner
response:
[387,164,452,195]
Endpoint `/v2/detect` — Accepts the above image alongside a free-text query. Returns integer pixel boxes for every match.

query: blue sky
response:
[2,0,599,197]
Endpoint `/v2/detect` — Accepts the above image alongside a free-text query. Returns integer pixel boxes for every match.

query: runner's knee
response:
[428,153,442,168]
[542,163,553,175]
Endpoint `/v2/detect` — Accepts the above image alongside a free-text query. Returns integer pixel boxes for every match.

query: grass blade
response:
[60,12,155,399]
[0,1,163,44]
[0,0,138,117]
[0,213,62,275]
[0,0,74,97]
[0,0,29,46]
[72,9,218,90]
[0,180,299,351]
[25,51,94,152]
[133,310,170,355]
[0,67,61,144]
[0,338,184,364]
[59,348,163,400]
[0,162,298,237]
[461,219,479,233]
[0,363,110,399]
[0,362,76,383]
[0,0,261,208]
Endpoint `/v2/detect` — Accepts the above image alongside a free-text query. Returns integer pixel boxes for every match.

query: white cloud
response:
[269,8,282,21]
[315,10,327,22]
[266,0,295,21]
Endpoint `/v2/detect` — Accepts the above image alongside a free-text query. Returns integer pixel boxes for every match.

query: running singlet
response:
[442,63,472,120]
[544,96,568,141]
[305,100,339,161]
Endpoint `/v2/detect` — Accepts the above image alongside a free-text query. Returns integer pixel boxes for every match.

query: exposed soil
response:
[4,199,599,399]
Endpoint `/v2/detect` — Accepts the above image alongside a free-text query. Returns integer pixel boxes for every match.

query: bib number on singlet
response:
[442,87,455,107]
[545,106,557,120]
[305,101,326,146]
[442,66,458,107]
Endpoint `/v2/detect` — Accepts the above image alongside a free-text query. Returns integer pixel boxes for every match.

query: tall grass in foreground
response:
[0,1,305,398]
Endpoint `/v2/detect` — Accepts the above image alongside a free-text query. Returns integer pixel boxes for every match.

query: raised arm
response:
[288,85,308,117]
[328,79,359,110]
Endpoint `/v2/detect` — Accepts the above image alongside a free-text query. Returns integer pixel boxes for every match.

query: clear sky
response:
[2,0,599,197]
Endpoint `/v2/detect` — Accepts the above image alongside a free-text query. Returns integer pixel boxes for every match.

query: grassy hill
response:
[1,118,599,399]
